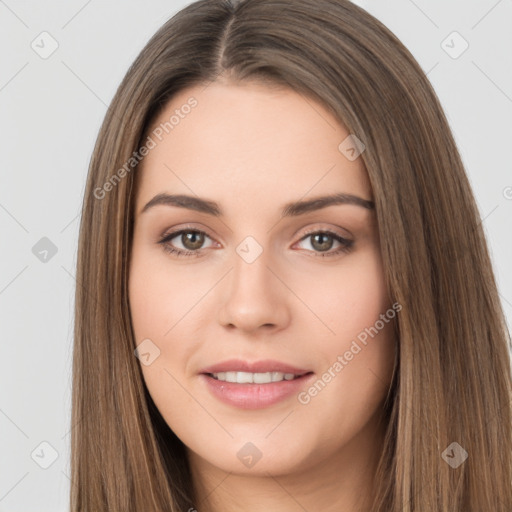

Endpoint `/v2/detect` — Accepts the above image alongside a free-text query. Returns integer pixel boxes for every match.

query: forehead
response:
[135,82,372,213]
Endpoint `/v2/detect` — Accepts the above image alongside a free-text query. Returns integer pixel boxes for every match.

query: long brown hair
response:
[71,0,512,510]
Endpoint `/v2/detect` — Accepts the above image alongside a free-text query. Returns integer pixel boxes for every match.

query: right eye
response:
[158,229,215,257]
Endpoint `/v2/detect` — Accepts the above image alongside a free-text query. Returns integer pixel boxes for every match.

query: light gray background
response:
[1,0,511,510]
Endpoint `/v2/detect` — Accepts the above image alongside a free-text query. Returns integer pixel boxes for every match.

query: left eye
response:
[294,230,353,256]
[158,229,353,258]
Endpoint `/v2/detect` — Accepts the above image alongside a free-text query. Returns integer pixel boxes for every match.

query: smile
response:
[209,371,301,384]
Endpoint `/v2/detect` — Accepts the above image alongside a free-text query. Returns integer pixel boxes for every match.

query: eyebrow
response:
[140,192,375,217]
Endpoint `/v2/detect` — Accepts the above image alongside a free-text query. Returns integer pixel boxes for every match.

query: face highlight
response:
[128,81,396,504]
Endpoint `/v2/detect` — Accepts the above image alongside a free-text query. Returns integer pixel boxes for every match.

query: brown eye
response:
[295,230,354,257]
[310,232,335,252]
[158,229,214,257]
[180,231,205,250]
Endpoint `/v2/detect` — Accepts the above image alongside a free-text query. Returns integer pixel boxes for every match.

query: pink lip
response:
[199,359,314,409]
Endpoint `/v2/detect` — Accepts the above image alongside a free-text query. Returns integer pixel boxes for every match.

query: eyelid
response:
[295,225,353,241]
[159,222,351,243]
[292,227,353,254]
[159,223,217,242]
[158,223,354,257]
[158,224,218,250]
[282,221,352,249]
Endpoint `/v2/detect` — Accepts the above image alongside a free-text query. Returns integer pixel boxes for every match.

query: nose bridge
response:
[233,236,271,288]
[216,233,291,332]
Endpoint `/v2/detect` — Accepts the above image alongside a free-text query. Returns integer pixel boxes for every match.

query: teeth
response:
[211,371,298,383]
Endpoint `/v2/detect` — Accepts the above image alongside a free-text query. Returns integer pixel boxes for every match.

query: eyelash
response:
[157,227,354,258]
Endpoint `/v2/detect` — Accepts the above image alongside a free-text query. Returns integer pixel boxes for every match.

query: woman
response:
[71,0,512,510]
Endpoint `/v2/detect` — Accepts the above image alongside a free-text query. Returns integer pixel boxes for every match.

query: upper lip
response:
[200,359,312,376]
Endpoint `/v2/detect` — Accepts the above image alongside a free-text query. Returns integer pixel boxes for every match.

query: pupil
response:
[312,233,333,251]
[179,232,334,252]
[183,231,204,250]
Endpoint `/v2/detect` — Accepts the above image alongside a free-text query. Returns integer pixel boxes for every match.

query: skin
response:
[129,80,396,512]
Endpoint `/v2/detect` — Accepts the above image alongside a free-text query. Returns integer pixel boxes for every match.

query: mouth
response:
[199,358,312,377]
[198,359,314,408]
[207,371,311,384]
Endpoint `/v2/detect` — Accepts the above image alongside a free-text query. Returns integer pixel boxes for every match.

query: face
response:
[129,81,396,480]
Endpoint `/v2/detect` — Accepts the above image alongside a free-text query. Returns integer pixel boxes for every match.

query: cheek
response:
[128,241,193,391]
[128,241,203,343]
[336,249,395,380]
[129,236,392,372]
[128,244,202,420]
[297,247,395,417]
[340,248,390,335]
[127,233,396,472]
[301,244,391,344]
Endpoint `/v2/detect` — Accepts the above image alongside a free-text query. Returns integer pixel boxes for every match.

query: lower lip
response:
[200,373,314,409]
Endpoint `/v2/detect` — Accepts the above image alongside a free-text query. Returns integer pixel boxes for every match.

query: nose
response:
[216,246,291,334]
